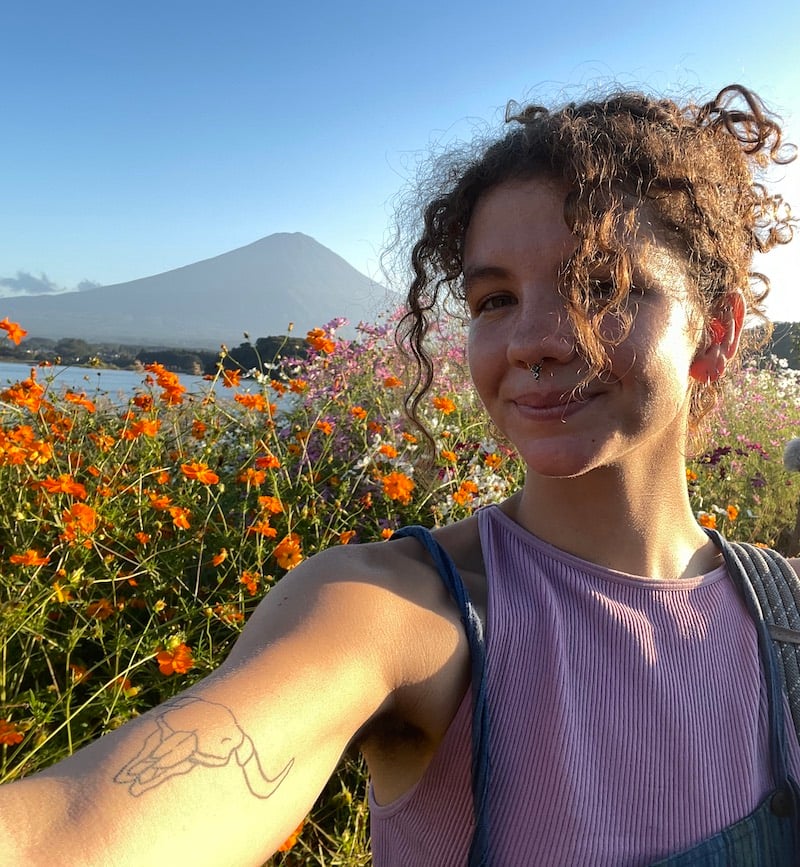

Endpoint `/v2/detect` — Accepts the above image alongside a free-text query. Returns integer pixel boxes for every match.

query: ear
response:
[689,293,745,383]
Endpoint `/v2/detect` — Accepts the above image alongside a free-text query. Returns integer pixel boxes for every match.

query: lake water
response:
[0,361,212,401]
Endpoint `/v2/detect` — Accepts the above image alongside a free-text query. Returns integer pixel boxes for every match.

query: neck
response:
[504,455,720,581]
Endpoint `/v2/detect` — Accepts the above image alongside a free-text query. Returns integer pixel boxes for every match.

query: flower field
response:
[1,313,799,864]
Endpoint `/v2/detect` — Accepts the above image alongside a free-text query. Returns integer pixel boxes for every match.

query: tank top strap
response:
[390,526,491,866]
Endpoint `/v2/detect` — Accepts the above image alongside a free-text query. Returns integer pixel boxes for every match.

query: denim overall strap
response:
[648,532,800,865]
[704,529,791,792]
[391,526,491,867]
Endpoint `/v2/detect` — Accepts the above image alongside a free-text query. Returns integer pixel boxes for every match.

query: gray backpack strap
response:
[706,529,800,743]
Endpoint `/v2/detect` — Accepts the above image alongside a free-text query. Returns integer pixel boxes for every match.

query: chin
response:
[511,433,624,480]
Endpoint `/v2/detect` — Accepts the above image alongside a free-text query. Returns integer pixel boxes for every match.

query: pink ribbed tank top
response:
[369,505,800,866]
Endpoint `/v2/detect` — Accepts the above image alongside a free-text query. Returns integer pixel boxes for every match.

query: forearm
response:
[0,674,343,866]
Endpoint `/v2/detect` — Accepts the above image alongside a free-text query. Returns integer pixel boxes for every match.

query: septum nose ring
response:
[528,362,542,380]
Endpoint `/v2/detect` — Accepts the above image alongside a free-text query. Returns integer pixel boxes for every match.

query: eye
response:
[471,292,516,316]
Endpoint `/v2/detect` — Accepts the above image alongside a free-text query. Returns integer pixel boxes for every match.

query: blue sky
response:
[2,0,799,320]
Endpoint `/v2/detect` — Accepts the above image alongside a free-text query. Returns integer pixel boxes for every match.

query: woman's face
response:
[463,177,705,479]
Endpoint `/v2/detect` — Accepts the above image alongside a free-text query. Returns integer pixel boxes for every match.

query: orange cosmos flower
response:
[211,549,228,567]
[258,495,284,514]
[383,375,403,388]
[49,414,73,440]
[132,394,154,411]
[350,405,367,421]
[367,420,384,435]
[238,467,266,486]
[402,432,418,444]
[0,318,27,345]
[379,444,398,459]
[64,391,96,413]
[315,420,333,435]
[221,368,241,388]
[339,530,356,545]
[484,453,502,469]
[255,452,280,470]
[697,512,717,530]
[306,328,335,354]
[37,474,88,499]
[239,571,261,596]
[1,372,46,413]
[432,396,457,414]
[69,663,91,683]
[86,598,115,620]
[123,418,162,440]
[726,504,739,522]
[25,437,54,466]
[248,518,278,538]
[191,419,207,440]
[9,549,50,566]
[270,379,287,396]
[145,363,186,405]
[453,480,479,506]
[156,643,194,676]
[441,450,457,463]
[169,506,191,530]
[277,820,305,853]
[686,468,698,483]
[89,432,115,452]
[148,492,172,510]
[135,531,151,545]
[381,471,415,505]
[289,379,308,394]
[213,602,243,624]
[381,528,394,539]
[235,392,267,412]
[180,461,219,485]
[61,503,98,542]
[273,533,303,570]
[0,719,24,746]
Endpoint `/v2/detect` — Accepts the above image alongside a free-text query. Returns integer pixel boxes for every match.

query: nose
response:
[506,292,578,371]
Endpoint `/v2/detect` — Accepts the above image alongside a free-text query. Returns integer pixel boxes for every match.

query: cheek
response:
[466,325,486,378]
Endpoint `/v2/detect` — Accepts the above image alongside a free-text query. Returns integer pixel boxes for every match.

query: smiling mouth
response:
[512,391,596,422]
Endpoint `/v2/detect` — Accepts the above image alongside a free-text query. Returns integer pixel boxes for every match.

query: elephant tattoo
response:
[114,696,294,798]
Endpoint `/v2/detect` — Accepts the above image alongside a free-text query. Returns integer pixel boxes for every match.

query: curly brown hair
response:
[397,84,796,445]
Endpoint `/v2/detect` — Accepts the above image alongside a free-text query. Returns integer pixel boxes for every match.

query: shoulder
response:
[231,522,482,700]
[300,516,485,618]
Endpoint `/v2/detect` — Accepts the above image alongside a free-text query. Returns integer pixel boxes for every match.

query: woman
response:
[1,84,798,866]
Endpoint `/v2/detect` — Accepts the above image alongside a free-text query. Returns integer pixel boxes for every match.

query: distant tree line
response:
[0,334,309,375]
[0,325,797,375]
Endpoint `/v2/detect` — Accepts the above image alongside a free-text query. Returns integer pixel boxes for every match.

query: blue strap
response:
[704,529,790,792]
[391,526,491,866]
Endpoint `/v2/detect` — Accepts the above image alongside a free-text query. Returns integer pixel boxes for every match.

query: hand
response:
[114,696,293,798]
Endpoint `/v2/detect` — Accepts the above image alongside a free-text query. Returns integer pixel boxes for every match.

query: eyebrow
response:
[462,264,511,289]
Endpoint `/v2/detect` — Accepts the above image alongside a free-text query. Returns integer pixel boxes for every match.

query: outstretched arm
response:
[0,545,411,867]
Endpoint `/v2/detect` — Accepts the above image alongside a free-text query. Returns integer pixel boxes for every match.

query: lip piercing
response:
[528,362,542,380]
